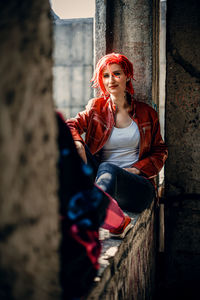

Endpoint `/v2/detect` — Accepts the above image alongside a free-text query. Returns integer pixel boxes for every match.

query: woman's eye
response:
[114,72,120,76]
[103,74,109,78]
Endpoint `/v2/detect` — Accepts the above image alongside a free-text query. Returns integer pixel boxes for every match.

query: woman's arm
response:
[66,99,95,162]
[74,141,87,163]
[66,99,96,141]
[132,113,168,178]
[66,111,89,143]
[123,167,141,175]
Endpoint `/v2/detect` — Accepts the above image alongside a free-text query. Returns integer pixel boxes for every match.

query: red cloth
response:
[95,183,125,231]
[69,224,101,269]
[66,97,168,184]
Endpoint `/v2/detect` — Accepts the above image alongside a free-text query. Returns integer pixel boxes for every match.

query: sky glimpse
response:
[51,0,95,19]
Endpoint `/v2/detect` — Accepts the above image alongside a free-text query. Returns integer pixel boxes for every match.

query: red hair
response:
[91,53,134,97]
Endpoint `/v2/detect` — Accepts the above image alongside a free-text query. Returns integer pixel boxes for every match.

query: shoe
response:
[109,215,133,239]
[99,228,110,240]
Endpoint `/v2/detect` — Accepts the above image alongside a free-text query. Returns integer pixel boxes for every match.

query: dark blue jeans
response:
[95,162,155,213]
[85,146,155,213]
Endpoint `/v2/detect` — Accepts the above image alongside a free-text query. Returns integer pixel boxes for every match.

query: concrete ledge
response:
[85,201,156,300]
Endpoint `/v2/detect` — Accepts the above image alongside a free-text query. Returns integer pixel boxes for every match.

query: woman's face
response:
[102,64,127,97]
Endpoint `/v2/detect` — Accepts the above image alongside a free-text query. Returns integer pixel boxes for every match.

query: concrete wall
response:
[86,202,156,300]
[95,0,153,104]
[159,0,167,138]
[92,2,157,299]
[53,18,94,119]
[164,0,200,298]
[0,1,61,299]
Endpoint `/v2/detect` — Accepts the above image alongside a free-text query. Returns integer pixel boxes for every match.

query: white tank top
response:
[101,120,140,168]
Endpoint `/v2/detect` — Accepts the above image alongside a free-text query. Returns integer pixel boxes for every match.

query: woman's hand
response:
[123,167,141,175]
[74,141,87,164]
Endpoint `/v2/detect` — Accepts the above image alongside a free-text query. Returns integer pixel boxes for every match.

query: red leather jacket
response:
[67,97,168,185]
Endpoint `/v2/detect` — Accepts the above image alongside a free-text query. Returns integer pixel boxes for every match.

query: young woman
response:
[67,53,168,214]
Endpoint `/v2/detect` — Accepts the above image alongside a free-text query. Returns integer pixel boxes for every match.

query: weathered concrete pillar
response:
[0,1,61,299]
[164,0,200,297]
[94,2,157,299]
[95,0,153,104]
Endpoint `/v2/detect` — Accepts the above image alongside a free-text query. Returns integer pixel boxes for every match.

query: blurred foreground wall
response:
[0,1,61,299]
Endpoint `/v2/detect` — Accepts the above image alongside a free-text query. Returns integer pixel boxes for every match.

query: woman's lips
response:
[109,85,118,88]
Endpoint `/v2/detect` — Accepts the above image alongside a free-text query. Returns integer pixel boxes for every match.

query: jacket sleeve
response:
[132,112,168,178]
[66,99,94,144]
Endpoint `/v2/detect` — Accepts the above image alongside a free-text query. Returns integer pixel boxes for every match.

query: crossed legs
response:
[95,162,155,213]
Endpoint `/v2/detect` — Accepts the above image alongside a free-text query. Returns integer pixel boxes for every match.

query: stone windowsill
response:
[85,200,156,299]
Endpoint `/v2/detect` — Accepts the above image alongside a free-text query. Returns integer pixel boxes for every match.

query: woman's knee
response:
[97,162,116,173]
[96,162,117,183]
[95,163,117,195]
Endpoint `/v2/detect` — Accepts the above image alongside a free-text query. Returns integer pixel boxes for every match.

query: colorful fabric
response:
[69,225,101,269]
[56,111,109,299]
[95,184,125,231]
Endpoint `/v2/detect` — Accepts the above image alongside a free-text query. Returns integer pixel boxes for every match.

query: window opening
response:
[50,0,95,119]
[50,0,95,19]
